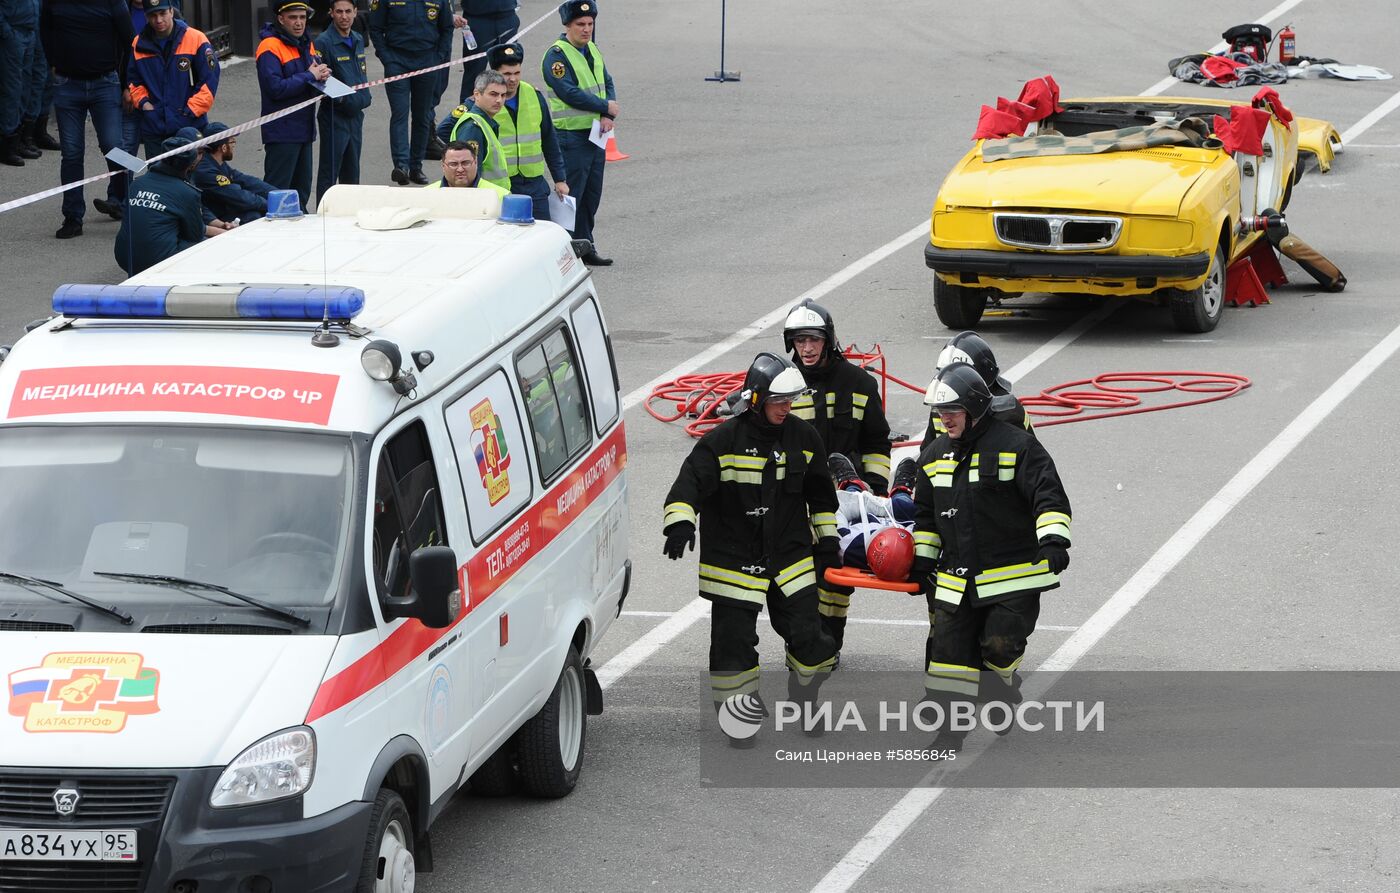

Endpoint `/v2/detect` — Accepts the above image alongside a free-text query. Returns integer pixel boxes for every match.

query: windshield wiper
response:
[93,571,312,628]
[0,571,134,625]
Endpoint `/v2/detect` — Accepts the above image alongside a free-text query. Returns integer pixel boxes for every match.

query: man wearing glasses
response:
[426,139,506,196]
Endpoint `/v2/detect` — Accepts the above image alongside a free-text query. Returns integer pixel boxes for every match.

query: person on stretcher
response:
[827,452,918,583]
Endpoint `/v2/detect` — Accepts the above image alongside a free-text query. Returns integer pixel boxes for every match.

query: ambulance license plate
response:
[0,829,137,861]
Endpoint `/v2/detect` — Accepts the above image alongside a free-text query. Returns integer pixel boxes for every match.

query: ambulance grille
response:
[142,623,291,635]
[0,621,73,632]
[0,777,174,826]
[0,861,143,892]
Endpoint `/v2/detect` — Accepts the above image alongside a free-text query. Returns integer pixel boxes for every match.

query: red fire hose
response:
[644,345,1251,438]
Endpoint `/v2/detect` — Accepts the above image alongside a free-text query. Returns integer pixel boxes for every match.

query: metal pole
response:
[704,0,740,82]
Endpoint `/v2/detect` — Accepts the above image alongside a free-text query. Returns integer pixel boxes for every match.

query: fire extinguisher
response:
[1278,24,1297,64]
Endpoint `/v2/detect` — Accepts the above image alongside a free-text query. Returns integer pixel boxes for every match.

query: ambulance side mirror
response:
[383,546,462,628]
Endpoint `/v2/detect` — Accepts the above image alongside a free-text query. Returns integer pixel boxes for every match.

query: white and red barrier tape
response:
[0,4,558,217]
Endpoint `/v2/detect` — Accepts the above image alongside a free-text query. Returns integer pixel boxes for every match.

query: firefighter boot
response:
[827,452,867,492]
[786,670,830,738]
[890,457,919,498]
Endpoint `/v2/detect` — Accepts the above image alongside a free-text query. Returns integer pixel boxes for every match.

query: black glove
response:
[663,521,695,560]
[813,539,840,583]
[913,573,937,597]
[1037,544,1070,574]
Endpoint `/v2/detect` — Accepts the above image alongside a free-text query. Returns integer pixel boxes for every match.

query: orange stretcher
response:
[824,566,919,593]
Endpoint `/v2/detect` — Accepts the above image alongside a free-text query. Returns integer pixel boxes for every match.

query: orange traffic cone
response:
[605,132,629,162]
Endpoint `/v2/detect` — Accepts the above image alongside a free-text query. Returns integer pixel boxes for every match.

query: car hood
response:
[940,148,1213,216]
[2,633,336,768]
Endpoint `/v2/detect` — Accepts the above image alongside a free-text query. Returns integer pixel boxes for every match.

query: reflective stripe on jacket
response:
[911,417,1072,607]
[664,412,839,609]
[496,82,545,177]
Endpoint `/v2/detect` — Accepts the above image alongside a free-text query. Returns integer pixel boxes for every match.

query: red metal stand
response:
[1226,239,1288,307]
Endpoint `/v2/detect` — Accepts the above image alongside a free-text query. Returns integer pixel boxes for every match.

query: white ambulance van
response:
[0,186,631,891]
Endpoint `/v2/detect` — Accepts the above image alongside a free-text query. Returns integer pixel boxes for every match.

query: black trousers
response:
[708,584,836,703]
[924,590,1041,701]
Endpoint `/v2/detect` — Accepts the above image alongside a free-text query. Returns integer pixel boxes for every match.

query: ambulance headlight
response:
[360,340,401,381]
[210,726,316,808]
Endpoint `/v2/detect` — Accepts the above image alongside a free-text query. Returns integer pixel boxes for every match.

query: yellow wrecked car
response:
[925,96,1342,332]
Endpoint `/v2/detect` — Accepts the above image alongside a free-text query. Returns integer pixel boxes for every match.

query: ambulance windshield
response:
[0,426,353,614]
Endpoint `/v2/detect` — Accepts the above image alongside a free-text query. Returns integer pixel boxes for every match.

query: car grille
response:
[0,622,73,632]
[0,861,143,892]
[142,623,291,635]
[994,213,1122,251]
[0,776,174,827]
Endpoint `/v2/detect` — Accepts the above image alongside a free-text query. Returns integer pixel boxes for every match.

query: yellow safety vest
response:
[424,179,510,198]
[544,39,605,131]
[496,82,546,179]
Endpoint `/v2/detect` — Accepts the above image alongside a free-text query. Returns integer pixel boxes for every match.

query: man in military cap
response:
[255,0,331,210]
[127,0,219,158]
[541,0,617,266]
[115,129,232,274]
[313,0,371,201]
[366,0,454,186]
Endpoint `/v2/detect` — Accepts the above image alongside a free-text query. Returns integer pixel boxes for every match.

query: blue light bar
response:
[52,285,365,321]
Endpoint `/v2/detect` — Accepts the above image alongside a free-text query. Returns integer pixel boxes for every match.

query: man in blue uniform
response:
[127,0,218,157]
[454,0,515,105]
[255,0,330,211]
[540,0,616,266]
[366,0,453,186]
[193,121,275,222]
[443,69,506,187]
[114,130,207,274]
[0,0,39,166]
[313,0,371,201]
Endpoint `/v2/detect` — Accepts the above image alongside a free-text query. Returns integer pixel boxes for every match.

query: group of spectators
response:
[3,0,618,272]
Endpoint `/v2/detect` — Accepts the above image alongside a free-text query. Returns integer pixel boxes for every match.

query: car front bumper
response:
[925,244,1211,281]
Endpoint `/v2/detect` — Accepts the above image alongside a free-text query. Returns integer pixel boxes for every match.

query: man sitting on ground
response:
[193,121,276,223]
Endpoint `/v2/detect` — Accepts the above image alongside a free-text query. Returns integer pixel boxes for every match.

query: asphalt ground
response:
[2,0,1399,890]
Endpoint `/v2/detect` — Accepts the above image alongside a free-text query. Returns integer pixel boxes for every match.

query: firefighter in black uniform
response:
[921,331,1035,442]
[912,362,1072,749]
[663,352,840,744]
[782,299,891,656]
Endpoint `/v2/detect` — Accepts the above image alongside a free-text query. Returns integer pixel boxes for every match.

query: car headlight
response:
[210,726,316,808]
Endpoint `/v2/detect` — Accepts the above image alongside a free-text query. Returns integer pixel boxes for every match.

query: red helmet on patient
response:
[866,527,914,582]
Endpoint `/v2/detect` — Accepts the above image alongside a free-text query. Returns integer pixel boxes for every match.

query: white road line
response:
[1140,0,1308,96]
[811,319,1400,893]
[620,222,929,411]
[1341,89,1400,145]
[619,610,679,618]
[595,599,709,691]
[600,297,1107,697]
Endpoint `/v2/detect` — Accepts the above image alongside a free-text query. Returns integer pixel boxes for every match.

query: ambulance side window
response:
[372,421,448,600]
[570,296,620,434]
[516,327,591,481]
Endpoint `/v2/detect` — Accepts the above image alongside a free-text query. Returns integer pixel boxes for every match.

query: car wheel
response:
[356,788,415,893]
[517,646,586,798]
[934,278,988,329]
[1169,246,1225,333]
[469,739,519,797]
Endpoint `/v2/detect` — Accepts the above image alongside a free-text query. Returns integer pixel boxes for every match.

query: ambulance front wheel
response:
[934,278,988,329]
[356,788,415,893]
[517,645,586,798]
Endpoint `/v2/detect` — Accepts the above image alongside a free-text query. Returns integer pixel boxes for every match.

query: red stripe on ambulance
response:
[305,425,627,723]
